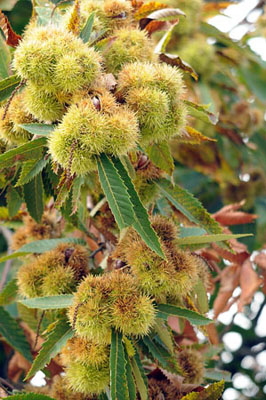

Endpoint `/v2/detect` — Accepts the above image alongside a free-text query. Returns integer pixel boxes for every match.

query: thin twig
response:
[51,0,72,19]
[33,310,45,351]
[89,243,105,259]
[66,140,78,182]
[72,301,85,330]
[2,80,26,121]
[0,377,15,392]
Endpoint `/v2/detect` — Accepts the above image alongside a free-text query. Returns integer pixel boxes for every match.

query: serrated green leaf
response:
[0,278,18,306]
[26,319,73,379]
[6,186,23,217]
[176,233,252,247]
[17,303,40,332]
[19,295,74,310]
[180,380,224,400]
[204,368,231,382]
[141,336,176,372]
[16,157,50,186]
[0,137,46,169]
[0,34,10,79]
[157,179,222,235]
[0,74,21,102]
[80,12,95,43]
[120,155,136,180]
[0,238,87,264]
[130,347,148,400]
[112,157,165,258]
[97,154,135,230]
[193,279,209,314]
[23,172,44,223]
[146,141,174,176]
[184,100,218,125]
[19,123,55,136]
[156,304,212,326]
[125,349,137,400]
[0,306,32,361]
[153,318,174,354]
[5,393,56,400]
[110,329,129,400]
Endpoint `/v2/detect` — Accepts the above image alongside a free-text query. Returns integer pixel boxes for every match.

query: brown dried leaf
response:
[206,323,219,345]
[0,9,21,47]
[254,252,266,270]
[213,264,240,318]
[143,19,174,35]
[159,53,198,81]
[8,351,31,382]
[212,242,249,264]
[134,1,168,20]
[213,202,257,226]
[238,259,263,311]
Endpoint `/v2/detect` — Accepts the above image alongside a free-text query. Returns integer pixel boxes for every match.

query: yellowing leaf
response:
[181,126,216,144]
[67,0,80,35]
[180,380,224,399]
[134,2,168,20]
[203,2,231,13]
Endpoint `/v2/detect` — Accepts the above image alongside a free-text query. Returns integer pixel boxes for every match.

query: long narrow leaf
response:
[0,74,20,102]
[176,233,252,247]
[0,137,46,169]
[19,295,74,310]
[26,319,73,379]
[157,179,222,235]
[156,304,212,326]
[23,172,44,222]
[125,350,137,400]
[0,278,18,306]
[97,154,135,230]
[5,394,56,400]
[16,157,49,186]
[19,123,55,136]
[141,336,176,371]
[112,157,164,258]
[0,238,86,264]
[80,12,95,43]
[130,347,148,400]
[110,329,129,400]
[0,306,32,361]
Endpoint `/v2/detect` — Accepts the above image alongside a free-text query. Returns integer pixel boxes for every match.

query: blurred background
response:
[0,1,265,399]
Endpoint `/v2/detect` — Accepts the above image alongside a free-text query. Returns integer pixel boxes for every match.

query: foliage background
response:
[0,0,265,399]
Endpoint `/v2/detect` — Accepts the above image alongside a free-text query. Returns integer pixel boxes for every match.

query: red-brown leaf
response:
[213,201,257,226]
[254,252,266,270]
[238,259,263,311]
[213,264,241,318]
[0,9,21,47]
[212,242,249,264]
